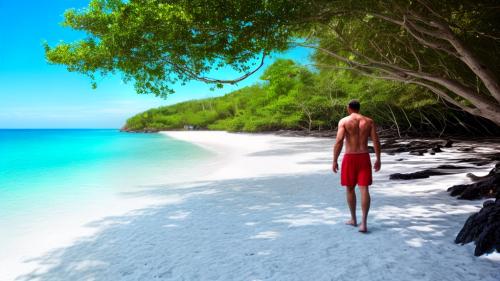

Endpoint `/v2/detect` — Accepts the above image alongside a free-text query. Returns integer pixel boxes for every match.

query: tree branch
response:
[435,23,500,102]
[164,53,266,84]
[301,43,499,112]
[402,7,500,103]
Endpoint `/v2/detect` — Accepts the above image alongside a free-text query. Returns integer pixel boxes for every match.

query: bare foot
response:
[345,219,357,227]
[358,223,368,233]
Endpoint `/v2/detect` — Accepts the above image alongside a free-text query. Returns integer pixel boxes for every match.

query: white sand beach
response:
[4,131,500,281]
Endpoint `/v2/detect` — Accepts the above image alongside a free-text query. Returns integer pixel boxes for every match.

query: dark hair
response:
[348,99,360,111]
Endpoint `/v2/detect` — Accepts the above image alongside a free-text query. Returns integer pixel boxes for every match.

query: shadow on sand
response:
[15,171,499,281]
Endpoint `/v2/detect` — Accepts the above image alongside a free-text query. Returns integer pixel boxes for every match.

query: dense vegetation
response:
[45,0,500,125]
[124,60,498,136]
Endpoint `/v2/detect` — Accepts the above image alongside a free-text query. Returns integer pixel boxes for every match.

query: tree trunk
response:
[302,4,500,126]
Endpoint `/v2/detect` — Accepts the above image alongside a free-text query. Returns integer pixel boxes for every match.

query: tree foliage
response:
[307,0,500,124]
[46,0,500,124]
[44,0,311,96]
[125,59,497,136]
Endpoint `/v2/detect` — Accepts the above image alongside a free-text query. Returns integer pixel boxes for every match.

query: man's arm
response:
[332,120,345,173]
[370,121,381,172]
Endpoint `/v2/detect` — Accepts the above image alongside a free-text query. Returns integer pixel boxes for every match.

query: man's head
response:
[347,99,360,114]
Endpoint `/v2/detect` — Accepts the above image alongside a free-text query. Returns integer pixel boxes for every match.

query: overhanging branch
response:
[164,52,267,85]
[372,5,500,103]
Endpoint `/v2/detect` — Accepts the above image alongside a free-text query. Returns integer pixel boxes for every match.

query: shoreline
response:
[124,127,500,141]
[0,132,220,281]
[4,131,499,280]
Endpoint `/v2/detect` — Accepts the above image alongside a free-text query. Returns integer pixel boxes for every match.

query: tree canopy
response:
[45,0,500,124]
[45,0,312,95]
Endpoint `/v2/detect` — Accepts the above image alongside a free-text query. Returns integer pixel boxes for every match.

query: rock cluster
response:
[381,139,450,156]
[390,169,446,180]
[455,195,500,256]
[447,163,500,200]
[382,137,499,257]
[389,165,468,180]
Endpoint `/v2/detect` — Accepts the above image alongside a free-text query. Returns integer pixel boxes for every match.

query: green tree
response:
[124,59,496,135]
[46,0,500,125]
[308,0,500,124]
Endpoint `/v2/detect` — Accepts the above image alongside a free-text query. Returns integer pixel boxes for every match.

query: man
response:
[332,100,381,233]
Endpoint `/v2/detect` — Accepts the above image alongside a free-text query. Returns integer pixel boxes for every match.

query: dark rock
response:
[431,144,442,153]
[390,164,472,180]
[455,197,500,256]
[467,173,483,181]
[447,163,500,200]
[467,163,500,181]
[396,158,405,162]
[444,139,453,148]
[457,158,482,163]
[487,153,500,162]
[409,150,425,156]
[395,147,407,153]
[382,139,449,156]
[474,161,492,166]
[458,147,475,152]
[437,165,468,169]
[390,169,446,180]
[381,139,398,148]
[448,184,467,197]
[368,146,375,153]
[456,158,491,166]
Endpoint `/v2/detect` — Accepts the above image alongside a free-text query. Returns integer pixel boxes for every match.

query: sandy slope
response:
[9,131,500,281]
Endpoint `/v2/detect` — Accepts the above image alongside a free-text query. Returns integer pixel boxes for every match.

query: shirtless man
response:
[332,100,381,233]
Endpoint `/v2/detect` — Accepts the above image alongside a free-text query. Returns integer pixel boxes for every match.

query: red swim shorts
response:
[341,152,372,187]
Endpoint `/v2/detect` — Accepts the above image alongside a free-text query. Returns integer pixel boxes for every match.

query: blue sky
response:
[0,1,312,128]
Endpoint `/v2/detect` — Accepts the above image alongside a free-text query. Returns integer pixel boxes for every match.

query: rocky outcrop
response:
[389,165,468,180]
[447,163,500,200]
[381,139,450,156]
[455,196,500,256]
[384,138,500,257]
[390,169,446,180]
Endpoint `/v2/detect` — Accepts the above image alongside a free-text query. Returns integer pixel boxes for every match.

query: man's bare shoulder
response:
[361,115,374,123]
[363,116,377,132]
[338,116,350,125]
[341,116,351,121]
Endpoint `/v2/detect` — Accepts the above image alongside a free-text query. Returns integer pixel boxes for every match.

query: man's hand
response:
[374,159,381,172]
[332,162,339,173]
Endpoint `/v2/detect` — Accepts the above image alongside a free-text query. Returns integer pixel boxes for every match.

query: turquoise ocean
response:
[0,129,213,247]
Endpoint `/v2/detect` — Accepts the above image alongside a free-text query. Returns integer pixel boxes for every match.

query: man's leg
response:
[358,186,371,232]
[345,186,357,226]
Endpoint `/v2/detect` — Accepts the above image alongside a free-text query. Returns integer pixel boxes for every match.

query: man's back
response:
[332,100,381,232]
[341,113,373,153]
